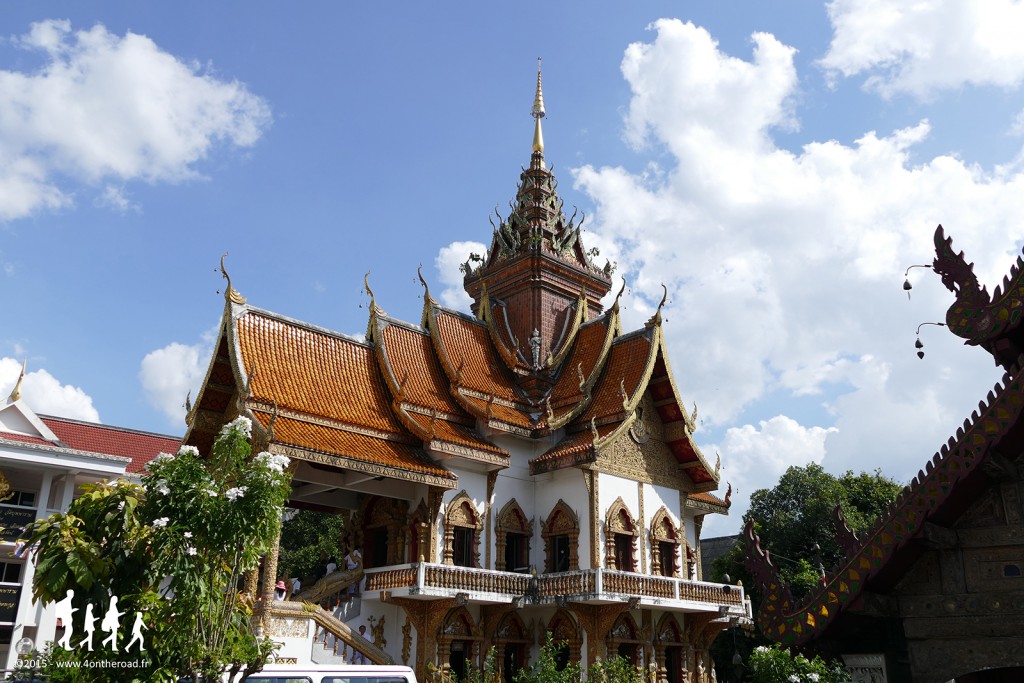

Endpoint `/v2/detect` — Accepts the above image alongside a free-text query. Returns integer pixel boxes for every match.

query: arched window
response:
[654,613,685,683]
[607,612,642,666]
[605,498,638,572]
[547,609,583,669]
[649,507,681,578]
[494,611,530,683]
[542,500,579,573]
[495,499,532,573]
[443,491,482,568]
[438,606,482,682]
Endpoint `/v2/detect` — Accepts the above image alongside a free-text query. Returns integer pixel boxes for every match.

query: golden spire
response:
[532,58,546,157]
[8,359,26,402]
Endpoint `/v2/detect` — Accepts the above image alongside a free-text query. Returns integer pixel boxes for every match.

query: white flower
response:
[156,484,170,496]
[204,488,218,497]
[255,451,290,474]
[225,486,248,502]
[186,546,198,556]
[153,517,169,528]
[221,416,253,439]
[149,452,175,468]
[788,675,800,683]
[117,501,125,511]
[177,445,200,458]
[183,531,193,539]
[754,646,769,654]
[809,674,820,682]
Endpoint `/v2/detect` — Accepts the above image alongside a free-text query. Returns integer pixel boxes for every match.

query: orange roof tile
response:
[404,411,507,457]
[529,423,619,473]
[577,332,653,423]
[252,413,455,482]
[549,318,609,407]
[378,320,462,415]
[432,309,522,403]
[238,311,405,435]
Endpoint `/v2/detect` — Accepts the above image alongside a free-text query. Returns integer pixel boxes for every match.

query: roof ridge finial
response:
[531,58,546,161]
[417,264,437,305]
[220,253,247,305]
[8,358,26,403]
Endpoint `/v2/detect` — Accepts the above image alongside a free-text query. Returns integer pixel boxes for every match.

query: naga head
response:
[932,224,980,297]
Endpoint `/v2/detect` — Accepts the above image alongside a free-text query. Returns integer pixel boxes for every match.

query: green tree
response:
[279,509,348,583]
[709,464,900,679]
[23,416,291,682]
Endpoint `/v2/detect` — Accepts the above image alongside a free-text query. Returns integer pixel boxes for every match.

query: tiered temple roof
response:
[184,64,719,501]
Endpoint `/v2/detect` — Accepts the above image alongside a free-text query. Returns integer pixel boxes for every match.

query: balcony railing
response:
[364,563,745,610]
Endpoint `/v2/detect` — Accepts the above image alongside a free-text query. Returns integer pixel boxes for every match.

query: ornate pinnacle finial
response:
[611,277,627,312]
[418,264,437,305]
[8,358,26,403]
[646,284,668,327]
[220,253,247,305]
[364,272,386,317]
[532,58,546,158]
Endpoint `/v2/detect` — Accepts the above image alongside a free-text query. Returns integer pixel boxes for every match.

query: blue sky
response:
[4,1,1024,534]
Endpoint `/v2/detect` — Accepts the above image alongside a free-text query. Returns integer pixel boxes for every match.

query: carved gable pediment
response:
[595,393,688,489]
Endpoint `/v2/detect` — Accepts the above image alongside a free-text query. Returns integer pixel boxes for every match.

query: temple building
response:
[746,226,1024,683]
[186,65,748,682]
[0,364,181,670]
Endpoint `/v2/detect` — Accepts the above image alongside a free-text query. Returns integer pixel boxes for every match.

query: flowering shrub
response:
[25,416,292,682]
[747,644,848,683]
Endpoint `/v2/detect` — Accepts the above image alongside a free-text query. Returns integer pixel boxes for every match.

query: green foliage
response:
[279,509,347,582]
[22,416,292,682]
[708,464,900,678]
[747,644,848,683]
[586,655,643,683]
[745,464,901,592]
[514,637,581,683]
[465,646,500,683]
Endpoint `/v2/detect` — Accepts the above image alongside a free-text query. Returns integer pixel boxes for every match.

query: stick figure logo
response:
[54,590,148,653]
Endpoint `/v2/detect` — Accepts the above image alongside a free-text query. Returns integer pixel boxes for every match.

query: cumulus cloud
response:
[435,240,486,309]
[0,19,271,221]
[820,0,1024,97]
[702,415,836,534]
[0,357,100,422]
[139,335,214,425]
[572,19,1018,526]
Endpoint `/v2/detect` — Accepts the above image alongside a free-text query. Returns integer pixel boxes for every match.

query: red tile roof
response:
[39,416,181,473]
[0,431,56,447]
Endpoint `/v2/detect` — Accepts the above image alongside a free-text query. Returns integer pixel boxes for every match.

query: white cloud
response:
[0,19,271,221]
[820,0,1024,97]
[139,337,213,426]
[572,19,1018,526]
[434,240,486,309]
[0,357,100,422]
[702,415,836,535]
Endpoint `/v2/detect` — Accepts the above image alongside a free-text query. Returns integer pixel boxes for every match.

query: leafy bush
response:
[747,644,848,683]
